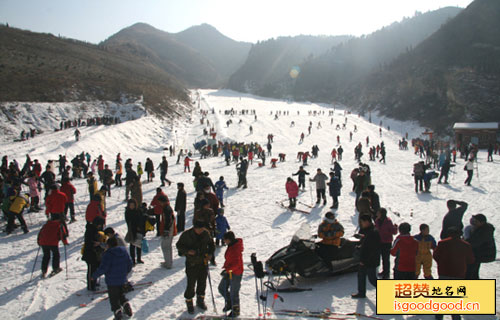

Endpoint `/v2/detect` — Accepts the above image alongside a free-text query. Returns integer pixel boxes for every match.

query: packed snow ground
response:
[0,89,498,320]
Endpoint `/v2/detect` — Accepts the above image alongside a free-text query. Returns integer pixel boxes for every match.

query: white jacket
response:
[465,161,474,171]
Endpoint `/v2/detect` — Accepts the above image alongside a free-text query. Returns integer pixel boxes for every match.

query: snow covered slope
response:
[0,89,498,319]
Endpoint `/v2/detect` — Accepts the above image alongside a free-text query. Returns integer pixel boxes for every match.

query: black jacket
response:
[467,223,496,263]
[176,228,215,267]
[292,169,310,181]
[175,190,187,212]
[82,223,103,264]
[358,225,381,267]
[125,208,145,240]
[440,201,468,239]
[368,191,380,212]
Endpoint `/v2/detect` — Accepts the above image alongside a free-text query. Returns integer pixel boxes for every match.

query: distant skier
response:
[74,129,80,141]
[215,176,229,207]
[292,166,310,191]
[285,177,299,209]
[299,132,305,143]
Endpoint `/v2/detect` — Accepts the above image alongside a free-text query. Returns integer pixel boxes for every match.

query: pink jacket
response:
[27,177,40,198]
[286,180,299,198]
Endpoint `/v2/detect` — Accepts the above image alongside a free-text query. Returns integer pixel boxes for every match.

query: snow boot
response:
[186,299,195,314]
[122,301,133,317]
[41,271,47,279]
[196,295,208,310]
[223,302,232,312]
[351,293,366,299]
[228,305,240,317]
[114,309,123,320]
[49,268,63,277]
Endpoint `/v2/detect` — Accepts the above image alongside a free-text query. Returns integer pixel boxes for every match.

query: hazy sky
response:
[0,0,474,43]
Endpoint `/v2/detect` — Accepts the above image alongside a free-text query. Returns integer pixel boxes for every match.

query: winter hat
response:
[472,214,487,223]
[325,212,337,223]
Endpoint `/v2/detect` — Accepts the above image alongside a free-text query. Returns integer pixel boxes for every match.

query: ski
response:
[75,281,153,296]
[79,296,109,308]
[277,309,384,320]
[276,201,310,215]
[297,201,314,209]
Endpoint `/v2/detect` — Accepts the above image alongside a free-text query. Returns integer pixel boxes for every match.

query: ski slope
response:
[0,89,498,320]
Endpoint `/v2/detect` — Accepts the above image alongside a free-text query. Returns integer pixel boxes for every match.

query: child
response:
[214,176,229,207]
[414,224,436,279]
[215,209,230,246]
[285,177,299,208]
[92,237,133,320]
[390,222,418,279]
[6,190,30,234]
[27,172,41,212]
[137,162,143,181]
[174,183,187,233]
[38,213,69,278]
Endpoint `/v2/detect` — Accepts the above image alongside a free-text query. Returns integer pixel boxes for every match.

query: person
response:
[327,172,341,209]
[74,128,80,141]
[366,185,380,213]
[158,195,176,269]
[124,167,138,201]
[194,199,216,239]
[463,158,474,186]
[354,169,369,204]
[356,191,374,223]
[215,209,230,246]
[285,177,299,209]
[85,194,104,223]
[116,161,124,187]
[6,190,30,234]
[174,183,187,233]
[40,165,56,199]
[26,172,41,212]
[218,231,243,317]
[92,237,133,320]
[38,213,68,278]
[236,158,248,189]
[136,162,143,181]
[215,176,229,207]
[292,166,310,191]
[352,215,381,299]
[145,158,154,182]
[104,227,127,247]
[413,161,425,193]
[184,156,193,173]
[317,212,344,262]
[438,158,451,184]
[130,177,143,206]
[60,178,77,223]
[102,164,113,197]
[176,220,216,314]
[375,208,398,279]
[391,222,418,280]
[433,227,475,320]
[151,188,169,236]
[125,199,144,265]
[87,172,98,201]
[465,214,496,279]
[192,162,202,189]
[414,224,436,279]
[45,184,68,219]
[440,200,468,240]
[83,216,106,291]
[310,168,328,205]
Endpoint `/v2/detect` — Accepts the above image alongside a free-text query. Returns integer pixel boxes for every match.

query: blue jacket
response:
[215,215,230,240]
[328,177,341,197]
[215,181,228,198]
[92,246,132,286]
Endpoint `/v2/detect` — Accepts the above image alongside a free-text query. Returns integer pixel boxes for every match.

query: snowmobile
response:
[266,224,360,284]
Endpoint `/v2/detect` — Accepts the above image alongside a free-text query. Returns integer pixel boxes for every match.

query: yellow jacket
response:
[9,195,29,214]
[318,219,344,247]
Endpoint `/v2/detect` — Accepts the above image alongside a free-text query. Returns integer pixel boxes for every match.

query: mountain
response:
[345,0,500,133]
[173,24,251,78]
[292,7,463,102]
[227,35,351,98]
[102,23,251,88]
[0,25,189,115]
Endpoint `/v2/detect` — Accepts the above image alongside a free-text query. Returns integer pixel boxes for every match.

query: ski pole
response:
[254,274,261,316]
[229,270,235,319]
[30,246,41,281]
[64,244,68,279]
[206,262,217,313]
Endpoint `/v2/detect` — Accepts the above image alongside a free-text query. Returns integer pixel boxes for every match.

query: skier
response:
[174,183,187,233]
[299,132,305,143]
[351,215,381,299]
[337,145,343,161]
[285,177,299,209]
[91,237,133,320]
[184,156,193,173]
[38,213,69,278]
[176,220,215,314]
[331,148,337,163]
[6,190,30,234]
[310,168,328,205]
[215,176,229,207]
[292,166,310,191]
[218,231,243,317]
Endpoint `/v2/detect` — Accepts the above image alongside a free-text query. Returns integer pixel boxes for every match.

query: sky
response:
[0,0,474,44]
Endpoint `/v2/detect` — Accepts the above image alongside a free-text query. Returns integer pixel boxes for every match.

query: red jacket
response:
[150,192,169,215]
[86,200,104,223]
[205,192,220,213]
[45,190,68,215]
[38,220,68,246]
[33,163,42,177]
[98,158,104,171]
[223,238,244,276]
[248,151,254,160]
[375,217,398,244]
[390,234,418,272]
[60,182,76,203]
[184,157,193,166]
[285,180,299,198]
[433,237,475,278]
